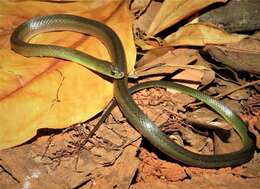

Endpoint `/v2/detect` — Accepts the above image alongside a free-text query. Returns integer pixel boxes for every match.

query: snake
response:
[10,14,254,168]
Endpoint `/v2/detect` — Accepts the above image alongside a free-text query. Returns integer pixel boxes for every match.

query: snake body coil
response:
[11,14,254,168]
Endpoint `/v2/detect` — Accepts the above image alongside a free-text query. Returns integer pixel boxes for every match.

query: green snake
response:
[11,14,254,168]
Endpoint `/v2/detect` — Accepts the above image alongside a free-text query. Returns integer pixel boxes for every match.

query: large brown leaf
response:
[165,23,247,46]
[0,0,136,149]
[147,0,228,35]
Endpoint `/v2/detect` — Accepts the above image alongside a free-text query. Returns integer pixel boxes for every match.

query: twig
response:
[189,79,260,108]
[74,99,117,171]
[84,99,117,144]
[0,165,20,183]
[216,79,260,99]
[41,133,55,160]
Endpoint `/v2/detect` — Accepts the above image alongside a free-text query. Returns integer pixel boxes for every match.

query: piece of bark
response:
[198,0,260,32]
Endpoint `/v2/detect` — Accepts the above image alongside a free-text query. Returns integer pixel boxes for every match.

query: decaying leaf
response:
[0,118,141,188]
[200,69,215,87]
[133,48,215,92]
[204,38,260,74]
[0,0,136,149]
[132,1,162,50]
[198,0,260,33]
[165,23,247,46]
[214,79,250,101]
[130,0,152,16]
[186,107,232,130]
[147,0,228,35]
[135,38,159,50]
[213,129,243,154]
[133,0,161,34]
[133,48,197,78]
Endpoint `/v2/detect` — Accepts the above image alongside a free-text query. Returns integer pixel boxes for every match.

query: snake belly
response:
[11,14,254,168]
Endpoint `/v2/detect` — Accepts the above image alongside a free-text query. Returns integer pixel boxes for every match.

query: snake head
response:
[111,66,124,79]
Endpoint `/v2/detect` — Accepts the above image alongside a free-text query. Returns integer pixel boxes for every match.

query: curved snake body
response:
[11,14,254,168]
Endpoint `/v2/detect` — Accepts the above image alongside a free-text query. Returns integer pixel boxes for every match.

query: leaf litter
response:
[129,0,260,188]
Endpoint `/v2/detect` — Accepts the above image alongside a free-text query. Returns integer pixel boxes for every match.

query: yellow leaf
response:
[165,23,247,46]
[0,0,136,149]
[147,0,228,35]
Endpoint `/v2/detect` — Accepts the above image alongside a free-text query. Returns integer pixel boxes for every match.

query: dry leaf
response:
[85,147,140,189]
[147,0,228,35]
[135,38,157,50]
[130,0,152,16]
[198,0,260,33]
[200,69,215,87]
[187,107,232,130]
[165,23,247,46]
[133,48,213,91]
[133,1,161,34]
[0,0,136,149]
[222,98,244,115]
[214,129,243,154]
[133,48,197,78]
[0,120,141,188]
[215,79,250,101]
[204,38,260,74]
[132,86,213,155]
